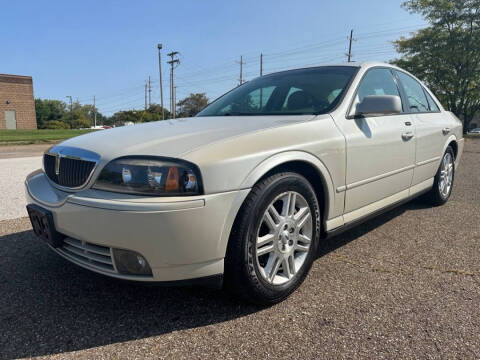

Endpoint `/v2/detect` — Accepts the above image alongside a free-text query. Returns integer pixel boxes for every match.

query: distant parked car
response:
[468,128,480,134]
[25,62,464,304]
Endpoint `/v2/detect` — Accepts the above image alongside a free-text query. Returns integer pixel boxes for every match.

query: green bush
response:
[72,118,92,129]
[44,120,70,129]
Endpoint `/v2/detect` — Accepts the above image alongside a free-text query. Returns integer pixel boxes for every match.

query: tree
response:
[44,120,70,129]
[106,104,171,126]
[176,93,209,118]
[391,0,480,132]
[35,99,68,128]
[144,104,171,121]
[35,99,106,129]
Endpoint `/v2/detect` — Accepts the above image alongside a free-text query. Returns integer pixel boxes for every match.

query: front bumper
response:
[25,170,249,283]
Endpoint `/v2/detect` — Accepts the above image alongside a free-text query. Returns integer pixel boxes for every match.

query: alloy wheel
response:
[255,191,313,285]
[439,152,454,198]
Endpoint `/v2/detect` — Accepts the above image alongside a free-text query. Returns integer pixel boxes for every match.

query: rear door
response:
[343,68,415,214]
[394,70,446,186]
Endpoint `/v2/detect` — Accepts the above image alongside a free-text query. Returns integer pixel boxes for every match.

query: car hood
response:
[60,115,315,161]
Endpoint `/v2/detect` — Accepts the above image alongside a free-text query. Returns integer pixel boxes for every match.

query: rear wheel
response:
[224,172,320,304]
[424,146,455,206]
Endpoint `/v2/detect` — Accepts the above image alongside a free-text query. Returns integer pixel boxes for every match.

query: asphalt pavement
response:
[0,139,478,359]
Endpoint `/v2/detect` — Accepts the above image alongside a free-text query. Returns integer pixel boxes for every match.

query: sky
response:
[0,0,426,116]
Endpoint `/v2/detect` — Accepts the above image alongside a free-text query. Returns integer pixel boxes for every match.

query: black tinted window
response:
[395,71,429,112]
[197,66,357,116]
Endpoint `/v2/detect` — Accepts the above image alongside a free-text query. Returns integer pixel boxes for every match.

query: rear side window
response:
[351,68,402,114]
[395,71,429,112]
[424,90,440,112]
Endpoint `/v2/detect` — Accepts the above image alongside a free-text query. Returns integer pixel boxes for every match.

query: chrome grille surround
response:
[43,145,100,190]
[56,237,117,274]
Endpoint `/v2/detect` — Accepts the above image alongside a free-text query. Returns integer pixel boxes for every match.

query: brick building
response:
[0,74,37,129]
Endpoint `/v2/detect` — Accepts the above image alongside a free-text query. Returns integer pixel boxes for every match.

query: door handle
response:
[402,131,414,141]
[442,127,450,135]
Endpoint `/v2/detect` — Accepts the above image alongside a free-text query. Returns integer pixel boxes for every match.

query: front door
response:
[343,67,415,214]
[5,110,16,129]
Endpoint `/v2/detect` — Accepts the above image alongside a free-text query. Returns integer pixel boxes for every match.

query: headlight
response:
[93,156,202,196]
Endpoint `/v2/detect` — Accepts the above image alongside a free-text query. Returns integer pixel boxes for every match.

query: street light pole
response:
[158,43,165,120]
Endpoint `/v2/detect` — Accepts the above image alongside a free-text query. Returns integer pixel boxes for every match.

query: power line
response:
[87,22,426,116]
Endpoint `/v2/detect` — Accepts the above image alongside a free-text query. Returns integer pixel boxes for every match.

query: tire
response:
[424,146,455,206]
[224,172,321,305]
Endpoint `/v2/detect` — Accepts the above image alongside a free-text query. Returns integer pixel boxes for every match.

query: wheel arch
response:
[447,139,458,159]
[241,151,334,222]
[218,151,336,259]
[254,160,329,225]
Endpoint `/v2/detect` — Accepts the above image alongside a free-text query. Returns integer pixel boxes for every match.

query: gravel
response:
[0,139,478,359]
[0,156,42,221]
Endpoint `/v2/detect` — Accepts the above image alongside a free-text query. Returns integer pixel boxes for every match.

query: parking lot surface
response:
[0,156,42,220]
[0,139,478,359]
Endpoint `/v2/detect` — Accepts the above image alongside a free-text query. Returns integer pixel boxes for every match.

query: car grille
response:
[57,237,116,273]
[44,153,96,188]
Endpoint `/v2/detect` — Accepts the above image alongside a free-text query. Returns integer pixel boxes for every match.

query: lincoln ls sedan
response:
[25,62,463,304]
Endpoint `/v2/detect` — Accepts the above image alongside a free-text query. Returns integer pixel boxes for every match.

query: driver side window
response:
[351,68,403,115]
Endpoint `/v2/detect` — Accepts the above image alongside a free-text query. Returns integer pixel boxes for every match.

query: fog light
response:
[112,249,152,276]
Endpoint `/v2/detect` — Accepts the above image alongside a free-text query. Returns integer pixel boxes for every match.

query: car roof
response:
[263,61,399,77]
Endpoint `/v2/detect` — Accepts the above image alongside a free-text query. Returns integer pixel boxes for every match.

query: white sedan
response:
[25,62,463,304]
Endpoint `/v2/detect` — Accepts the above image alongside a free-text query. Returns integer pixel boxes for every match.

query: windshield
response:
[197,66,358,117]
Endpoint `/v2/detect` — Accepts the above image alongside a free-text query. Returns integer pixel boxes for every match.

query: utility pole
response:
[237,55,246,85]
[158,44,165,120]
[148,76,152,107]
[93,95,97,128]
[66,96,73,127]
[167,51,180,118]
[144,81,148,110]
[173,86,177,116]
[259,53,264,108]
[260,53,263,76]
[347,29,355,62]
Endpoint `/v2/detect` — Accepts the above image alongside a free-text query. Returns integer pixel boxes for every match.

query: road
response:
[0,143,51,159]
[0,139,478,359]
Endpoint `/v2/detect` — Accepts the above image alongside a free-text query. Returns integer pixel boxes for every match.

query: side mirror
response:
[355,95,402,116]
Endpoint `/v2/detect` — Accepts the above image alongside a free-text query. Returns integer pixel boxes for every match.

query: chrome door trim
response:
[336,164,415,193]
[416,156,441,167]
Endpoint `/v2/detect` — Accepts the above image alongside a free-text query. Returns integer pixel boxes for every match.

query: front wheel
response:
[424,146,455,206]
[224,172,320,304]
